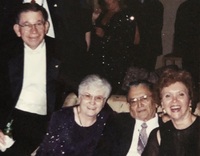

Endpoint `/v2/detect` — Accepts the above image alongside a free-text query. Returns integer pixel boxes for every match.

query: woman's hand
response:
[95,27,105,37]
[92,8,101,24]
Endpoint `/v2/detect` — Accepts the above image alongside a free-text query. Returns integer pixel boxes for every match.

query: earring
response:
[189,105,192,113]
[162,108,166,114]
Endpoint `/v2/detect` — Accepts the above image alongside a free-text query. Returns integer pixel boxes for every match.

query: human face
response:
[78,86,107,118]
[13,11,49,50]
[128,84,156,122]
[161,82,191,121]
[105,0,119,10]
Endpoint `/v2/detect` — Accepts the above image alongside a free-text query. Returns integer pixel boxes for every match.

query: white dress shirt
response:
[15,40,47,115]
[126,114,159,156]
[23,0,55,38]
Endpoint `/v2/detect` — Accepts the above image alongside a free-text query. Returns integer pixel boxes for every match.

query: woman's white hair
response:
[78,74,112,99]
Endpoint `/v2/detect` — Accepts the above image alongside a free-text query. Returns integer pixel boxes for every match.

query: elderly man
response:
[94,80,163,156]
[0,3,62,155]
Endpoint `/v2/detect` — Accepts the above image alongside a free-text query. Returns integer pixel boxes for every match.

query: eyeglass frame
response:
[128,95,152,106]
[18,21,46,31]
[81,93,106,103]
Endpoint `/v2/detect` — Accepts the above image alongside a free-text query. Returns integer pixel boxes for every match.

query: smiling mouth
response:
[29,36,39,39]
[29,38,38,41]
[87,107,96,111]
[138,109,146,113]
[170,105,181,112]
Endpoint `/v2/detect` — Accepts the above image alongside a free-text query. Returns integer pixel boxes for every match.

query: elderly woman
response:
[142,68,200,156]
[36,74,112,156]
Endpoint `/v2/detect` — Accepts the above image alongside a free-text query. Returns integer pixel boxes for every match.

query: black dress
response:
[142,116,200,156]
[36,106,112,156]
[90,9,137,94]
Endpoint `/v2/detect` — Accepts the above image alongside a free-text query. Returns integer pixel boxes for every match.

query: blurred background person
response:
[89,0,140,94]
[50,0,93,94]
[172,0,200,107]
[142,68,200,156]
[125,0,164,71]
[36,74,113,156]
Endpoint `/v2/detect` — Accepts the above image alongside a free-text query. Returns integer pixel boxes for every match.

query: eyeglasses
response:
[128,95,152,106]
[81,94,106,103]
[18,22,45,31]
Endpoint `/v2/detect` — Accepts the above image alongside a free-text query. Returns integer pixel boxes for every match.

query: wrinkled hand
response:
[0,131,6,145]
[95,27,105,37]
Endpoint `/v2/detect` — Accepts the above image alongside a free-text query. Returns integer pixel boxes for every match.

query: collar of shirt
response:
[126,114,159,156]
[23,0,43,5]
[135,114,159,136]
[24,40,45,54]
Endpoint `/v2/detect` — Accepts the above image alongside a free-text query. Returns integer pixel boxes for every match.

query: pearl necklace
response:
[76,106,83,126]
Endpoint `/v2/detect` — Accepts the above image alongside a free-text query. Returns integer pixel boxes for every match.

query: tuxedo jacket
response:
[93,113,163,156]
[0,36,61,128]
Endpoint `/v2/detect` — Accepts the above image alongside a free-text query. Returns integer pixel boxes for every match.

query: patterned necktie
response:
[137,122,148,155]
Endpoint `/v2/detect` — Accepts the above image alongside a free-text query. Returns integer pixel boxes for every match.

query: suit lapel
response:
[8,40,24,104]
[122,115,136,155]
[45,36,61,114]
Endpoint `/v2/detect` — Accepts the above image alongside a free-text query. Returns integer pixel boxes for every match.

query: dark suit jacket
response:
[0,36,61,128]
[93,113,163,156]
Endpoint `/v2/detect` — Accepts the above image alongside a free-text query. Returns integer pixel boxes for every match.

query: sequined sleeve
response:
[36,108,72,156]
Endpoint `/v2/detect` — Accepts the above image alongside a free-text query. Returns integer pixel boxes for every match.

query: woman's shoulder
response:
[117,9,136,18]
[48,106,76,129]
[196,115,200,120]
[111,9,137,26]
[160,119,173,127]
[193,115,200,127]
[158,120,174,136]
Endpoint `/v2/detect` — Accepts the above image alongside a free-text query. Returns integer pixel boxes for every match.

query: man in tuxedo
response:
[0,0,92,93]
[0,3,62,155]
[94,80,164,156]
